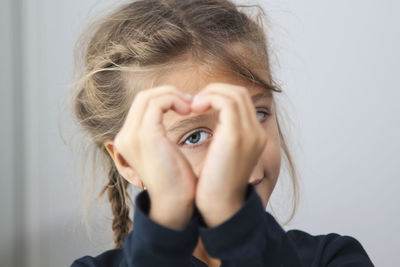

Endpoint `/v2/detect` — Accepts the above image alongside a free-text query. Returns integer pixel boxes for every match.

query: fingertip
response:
[191,100,209,113]
[173,100,192,114]
[192,93,199,102]
[183,93,193,101]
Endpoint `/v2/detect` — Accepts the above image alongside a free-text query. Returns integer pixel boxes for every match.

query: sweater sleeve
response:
[71,189,199,267]
[198,184,374,267]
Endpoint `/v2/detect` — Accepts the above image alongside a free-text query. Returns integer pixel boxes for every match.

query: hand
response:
[190,83,268,227]
[113,86,197,230]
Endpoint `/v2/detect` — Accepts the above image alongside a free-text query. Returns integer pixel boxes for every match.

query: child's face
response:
[134,64,281,209]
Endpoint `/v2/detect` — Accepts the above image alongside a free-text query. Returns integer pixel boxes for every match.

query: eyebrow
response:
[251,91,272,102]
[167,91,272,133]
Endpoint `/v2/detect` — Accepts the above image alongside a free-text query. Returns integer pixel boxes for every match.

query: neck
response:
[192,236,222,267]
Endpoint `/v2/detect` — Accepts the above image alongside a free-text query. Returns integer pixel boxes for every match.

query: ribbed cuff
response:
[198,184,265,256]
[132,189,199,252]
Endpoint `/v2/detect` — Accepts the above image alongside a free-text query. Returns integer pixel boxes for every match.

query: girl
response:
[70,0,374,266]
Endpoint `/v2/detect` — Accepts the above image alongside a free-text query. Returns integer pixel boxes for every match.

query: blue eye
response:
[180,109,268,149]
[256,110,269,121]
[182,130,212,148]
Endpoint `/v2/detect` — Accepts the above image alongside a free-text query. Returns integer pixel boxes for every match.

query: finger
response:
[123,86,192,133]
[190,93,241,136]
[117,93,191,169]
[203,83,264,131]
[234,86,261,126]
[141,94,192,135]
[192,83,255,129]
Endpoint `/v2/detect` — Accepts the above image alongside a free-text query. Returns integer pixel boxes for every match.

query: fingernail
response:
[193,94,199,102]
[184,93,193,100]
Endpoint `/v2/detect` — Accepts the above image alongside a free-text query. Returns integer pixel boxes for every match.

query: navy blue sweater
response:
[71,184,374,266]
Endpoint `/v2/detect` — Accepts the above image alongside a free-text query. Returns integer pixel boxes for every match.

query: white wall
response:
[263,2,400,266]
[1,0,398,266]
[1,0,18,266]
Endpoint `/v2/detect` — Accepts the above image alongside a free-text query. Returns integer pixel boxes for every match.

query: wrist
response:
[149,198,194,230]
[197,193,246,227]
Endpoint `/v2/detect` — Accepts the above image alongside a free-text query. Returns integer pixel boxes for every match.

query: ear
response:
[103,139,143,189]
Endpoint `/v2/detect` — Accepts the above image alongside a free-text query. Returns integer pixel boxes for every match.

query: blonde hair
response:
[68,0,300,249]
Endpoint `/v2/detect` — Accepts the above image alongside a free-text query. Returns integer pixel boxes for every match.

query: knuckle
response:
[202,82,222,93]
[169,87,181,94]
[236,86,248,95]
[203,83,216,90]
[135,90,149,102]
[160,85,177,91]
[225,98,238,109]
[137,89,149,97]
[156,85,178,95]
[148,98,157,107]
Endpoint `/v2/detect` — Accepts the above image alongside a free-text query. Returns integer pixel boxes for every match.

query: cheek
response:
[259,128,281,179]
[254,142,281,208]
[261,115,281,182]
[261,139,281,182]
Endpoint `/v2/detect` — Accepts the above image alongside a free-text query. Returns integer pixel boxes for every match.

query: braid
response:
[100,164,133,249]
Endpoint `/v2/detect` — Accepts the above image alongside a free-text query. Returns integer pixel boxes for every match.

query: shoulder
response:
[70,248,123,267]
[286,229,373,266]
[287,228,365,249]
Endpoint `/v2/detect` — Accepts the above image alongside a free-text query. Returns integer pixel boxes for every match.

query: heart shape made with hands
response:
[114,84,267,218]
[163,84,268,226]
[156,84,268,205]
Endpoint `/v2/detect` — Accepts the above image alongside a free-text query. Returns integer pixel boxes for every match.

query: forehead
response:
[153,63,266,95]
[136,63,272,129]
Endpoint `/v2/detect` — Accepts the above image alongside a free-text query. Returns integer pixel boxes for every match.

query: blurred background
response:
[1,0,399,266]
